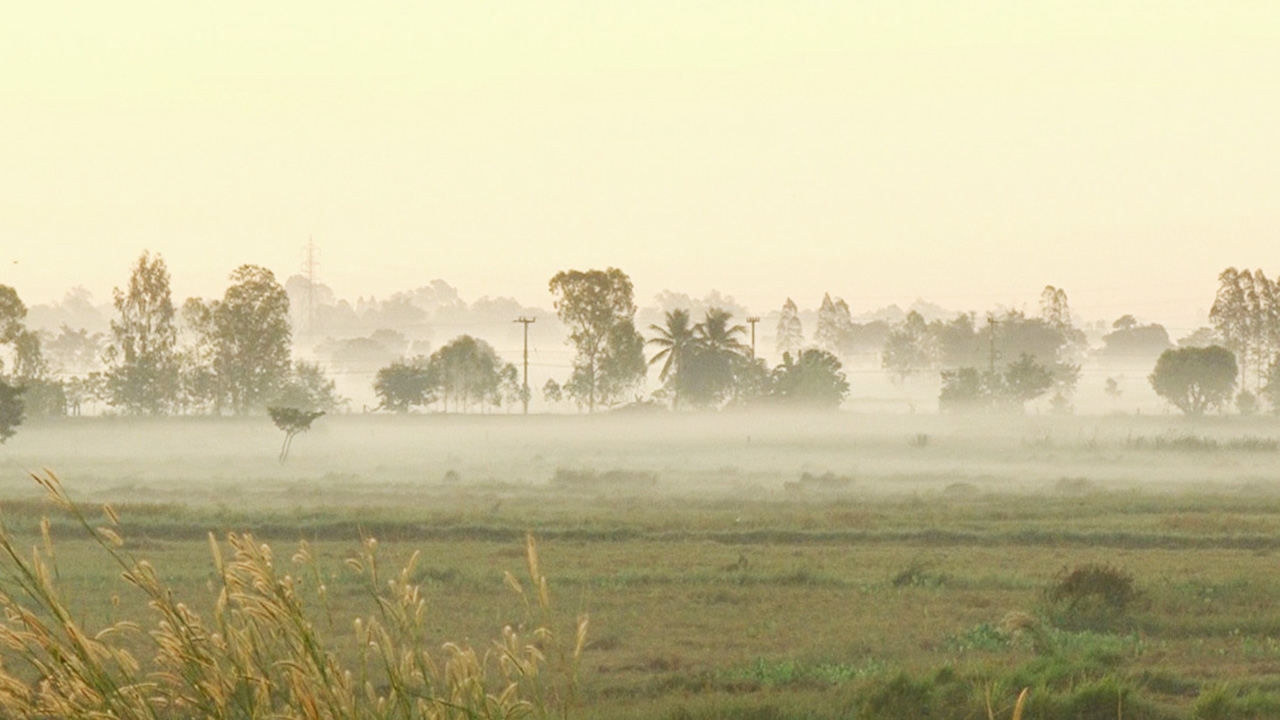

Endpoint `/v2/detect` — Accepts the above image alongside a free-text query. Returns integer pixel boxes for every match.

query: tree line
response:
[372,268,851,413]
[0,253,343,431]
[0,258,1276,436]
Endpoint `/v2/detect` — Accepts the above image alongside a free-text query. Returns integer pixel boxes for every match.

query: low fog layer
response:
[6,413,1280,509]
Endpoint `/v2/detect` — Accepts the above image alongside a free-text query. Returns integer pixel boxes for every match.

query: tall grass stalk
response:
[0,470,586,719]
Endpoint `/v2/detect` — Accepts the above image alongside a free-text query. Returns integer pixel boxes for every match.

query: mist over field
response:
[9,413,1280,505]
[4,2,1280,717]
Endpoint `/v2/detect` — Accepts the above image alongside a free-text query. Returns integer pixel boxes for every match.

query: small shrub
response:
[943,482,979,497]
[944,622,1012,653]
[552,467,657,488]
[1192,686,1280,720]
[1124,434,1256,452]
[1047,563,1136,610]
[797,471,855,489]
[891,558,947,589]
[852,668,971,720]
[1226,436,1279,452]
[1022,676,1137,720]
[1053,477,1095,495]
[854,671,938,719]
[1043,562,1138,632]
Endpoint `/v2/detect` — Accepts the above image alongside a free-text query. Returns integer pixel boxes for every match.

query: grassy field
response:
[5,412,1280,718]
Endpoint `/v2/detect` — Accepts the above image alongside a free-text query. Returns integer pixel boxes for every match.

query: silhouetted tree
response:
[549,268,645,412]
[683,308,749,408]
[105,252,181,415]
[1178,327,1217,349]
[1003,353,1056,404]
[1210,269,1248,362]
[815,294,856,357]
[267,407,324,463]
[542,378,563,406]
[273,361,345,413]
[938,367,988,412]
[0,287,54,417]
[427,335,512,413]
[768,349,849,408]
[1097,317,1171,364]
[1039,285,1071,331]
[374,357,433,412]
[647,309,696,410]
[1262,357,1280,414]
[1149,345,1237,417]
[881,311,934,382]
[0,380,23,443]
[939,354,1055,413]
[316,331,408,375]
[930,313,984,368]
[775,298,804,359]
[728,356,772,406]
[64,372,107,417]
[1209,268,1277,391]
[978,310,1082,397]
[0,286,26,348]
[5,328,62,418]
[43,325,104,376]
[12,330,45,382]
[176,297,220,413]
[196,265,292,414]
[1104,377,1123,408]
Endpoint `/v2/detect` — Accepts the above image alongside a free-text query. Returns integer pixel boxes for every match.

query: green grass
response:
[7,413,1280,716]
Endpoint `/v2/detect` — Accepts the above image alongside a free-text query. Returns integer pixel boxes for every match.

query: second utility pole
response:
[514,316,536,414]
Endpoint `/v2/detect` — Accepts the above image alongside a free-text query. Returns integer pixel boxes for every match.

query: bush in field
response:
[0,471,587,719]
[1043,562,1138,632]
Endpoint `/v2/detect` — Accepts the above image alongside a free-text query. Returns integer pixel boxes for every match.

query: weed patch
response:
[552,467,658,488]
[1043,562,1139,632]
[890,558,948,588]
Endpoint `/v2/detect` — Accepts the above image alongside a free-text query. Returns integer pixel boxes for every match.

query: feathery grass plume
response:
[986,683,1030,720]
[0,469,585,719]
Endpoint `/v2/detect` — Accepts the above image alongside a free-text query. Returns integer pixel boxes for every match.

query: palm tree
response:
[696,308,748,356]
[688,308,750,407]
[647,309,696,410]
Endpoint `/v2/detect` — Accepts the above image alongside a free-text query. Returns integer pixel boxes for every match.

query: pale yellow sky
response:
[3,2,1278,329]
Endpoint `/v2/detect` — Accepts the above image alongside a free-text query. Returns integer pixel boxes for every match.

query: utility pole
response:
[514,316,536,414]
[301,238,319,339]
[746,316,761,360]
[987,314,999,374]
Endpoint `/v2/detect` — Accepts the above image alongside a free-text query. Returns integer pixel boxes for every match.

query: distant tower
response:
[301,238,320,338]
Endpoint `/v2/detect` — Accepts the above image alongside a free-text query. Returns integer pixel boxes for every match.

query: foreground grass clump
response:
[0,471,586,719]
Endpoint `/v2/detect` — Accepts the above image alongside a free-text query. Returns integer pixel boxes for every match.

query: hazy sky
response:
[4,2,1278,332]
